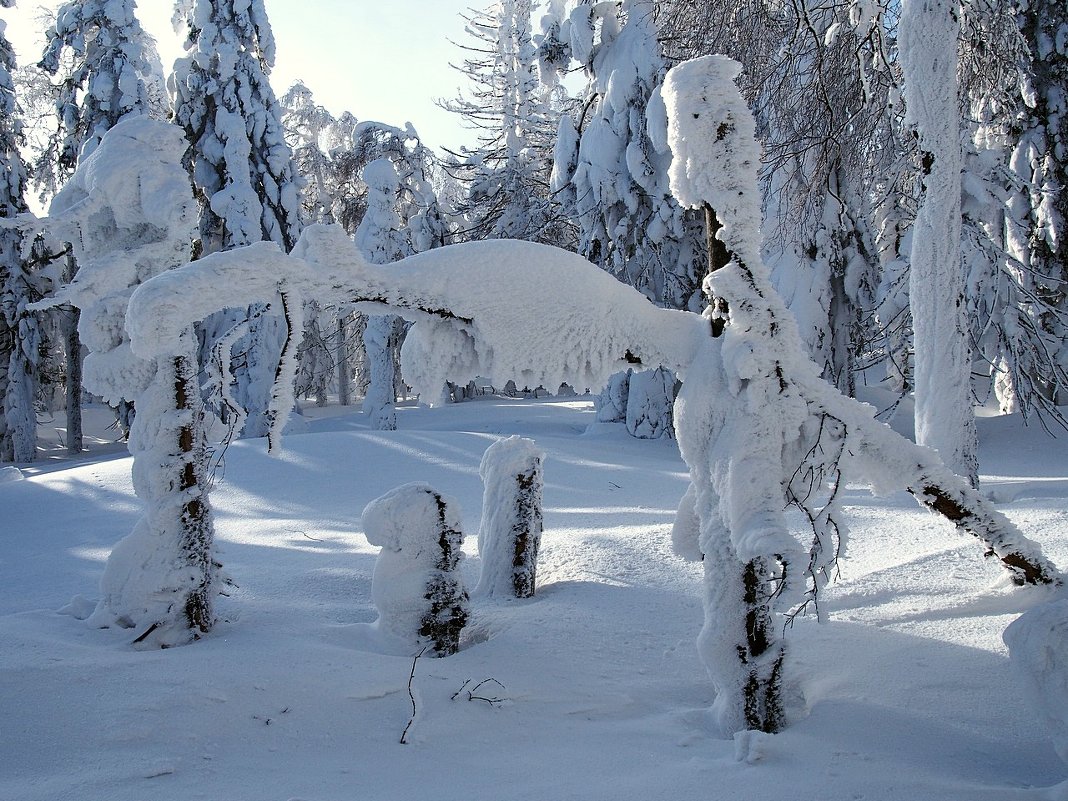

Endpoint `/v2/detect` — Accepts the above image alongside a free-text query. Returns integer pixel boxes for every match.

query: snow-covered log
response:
[475,435,545,598]
[362,483,469,656]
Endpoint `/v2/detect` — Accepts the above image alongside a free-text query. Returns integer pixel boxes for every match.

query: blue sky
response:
[7,0,480,152]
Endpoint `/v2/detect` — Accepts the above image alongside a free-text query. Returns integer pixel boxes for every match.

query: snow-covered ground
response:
[1,396,1065,800]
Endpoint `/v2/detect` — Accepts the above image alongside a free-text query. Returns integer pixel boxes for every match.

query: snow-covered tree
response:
[35,0,169,444]
[0,1,40,463]
[171,0,303,438]
[353,123,448,429]
[443,0,571,244]
[41,119,217,647]
[657,53,1056,734]
[899,0,978,485]
[37,0,166,185]
[552,0,704,311]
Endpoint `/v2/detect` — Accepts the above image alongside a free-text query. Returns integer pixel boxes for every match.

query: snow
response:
[130,223,708,412]
[362,482,469,656]
[475,434,544,597]
[0,397,1065,799]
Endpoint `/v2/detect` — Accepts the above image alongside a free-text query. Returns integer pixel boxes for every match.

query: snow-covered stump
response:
[362,483,470,656]
[626,366,675,439]
[475,436,545,599]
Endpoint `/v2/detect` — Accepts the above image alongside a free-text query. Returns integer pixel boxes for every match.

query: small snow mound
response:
[58,595,98,620]
[0,466,25,483]
[1004,599,1068,765]
[733,729,772,764]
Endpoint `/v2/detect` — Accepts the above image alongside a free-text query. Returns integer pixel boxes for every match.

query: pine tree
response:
[37,0,168,446]
[354,123,448,429]
[0,0,40,463]
[443,0,570,244]
[172,0,303,438]
[38,0,166,183]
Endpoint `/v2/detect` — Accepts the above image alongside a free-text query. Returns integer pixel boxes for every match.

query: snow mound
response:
[1005,599,1068,765]
[0,466,24,483]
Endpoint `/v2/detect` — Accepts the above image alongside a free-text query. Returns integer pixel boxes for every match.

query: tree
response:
[171,0,303,438]
[38,0,166,183]
[656,53,1056,734]
[899,0,978,485]
[37,0,169,445]
[43,119,217,647]
[442,0,571,245]
[353,123,449,429]
[0,0,40,463]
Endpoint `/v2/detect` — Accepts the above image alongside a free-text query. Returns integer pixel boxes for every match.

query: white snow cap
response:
[661,55,761,257]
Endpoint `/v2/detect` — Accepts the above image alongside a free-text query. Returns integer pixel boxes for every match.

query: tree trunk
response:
[63,306,82,455]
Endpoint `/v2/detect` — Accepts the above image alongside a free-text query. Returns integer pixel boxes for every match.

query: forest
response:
[1,1,1067,799]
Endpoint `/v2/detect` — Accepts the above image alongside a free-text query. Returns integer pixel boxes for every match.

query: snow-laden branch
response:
[128,223,710,425]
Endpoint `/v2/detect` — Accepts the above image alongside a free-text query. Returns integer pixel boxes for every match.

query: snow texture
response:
[475,435,545,598]
[362,482,469,656]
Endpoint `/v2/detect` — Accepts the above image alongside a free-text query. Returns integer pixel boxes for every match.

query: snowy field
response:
[1,396,1066,800]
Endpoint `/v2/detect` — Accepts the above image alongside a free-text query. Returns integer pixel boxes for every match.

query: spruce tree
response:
[172,0,303,438]
[0,0,39,463]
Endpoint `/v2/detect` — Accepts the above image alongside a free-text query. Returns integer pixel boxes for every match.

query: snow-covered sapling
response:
[626,366,676,439]
[475,435,545,598]
[362,483,470,656]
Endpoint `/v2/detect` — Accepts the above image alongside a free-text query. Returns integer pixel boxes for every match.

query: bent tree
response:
[658,55,1058,734]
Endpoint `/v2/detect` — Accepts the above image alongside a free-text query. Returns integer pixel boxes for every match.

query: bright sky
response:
[5,0,481,152]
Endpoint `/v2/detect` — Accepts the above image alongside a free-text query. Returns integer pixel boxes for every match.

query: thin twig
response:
[399,647,426,745]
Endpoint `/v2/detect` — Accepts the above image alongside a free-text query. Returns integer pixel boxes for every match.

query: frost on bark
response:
[899,0,978,485]
[475,435,545,599]
[363,483,469,656]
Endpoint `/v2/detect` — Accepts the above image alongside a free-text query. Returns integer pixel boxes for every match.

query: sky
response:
[4,0,484,153]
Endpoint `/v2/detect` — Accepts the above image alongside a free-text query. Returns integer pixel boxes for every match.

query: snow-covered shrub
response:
[362,483,470,656]
[1004,600,1068,766]
[626,366,675,439]
[475,436,545,598]
[594,370,631,423]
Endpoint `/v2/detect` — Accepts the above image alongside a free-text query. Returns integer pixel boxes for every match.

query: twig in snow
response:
[452,677,507,706]
[400,647,426,745]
